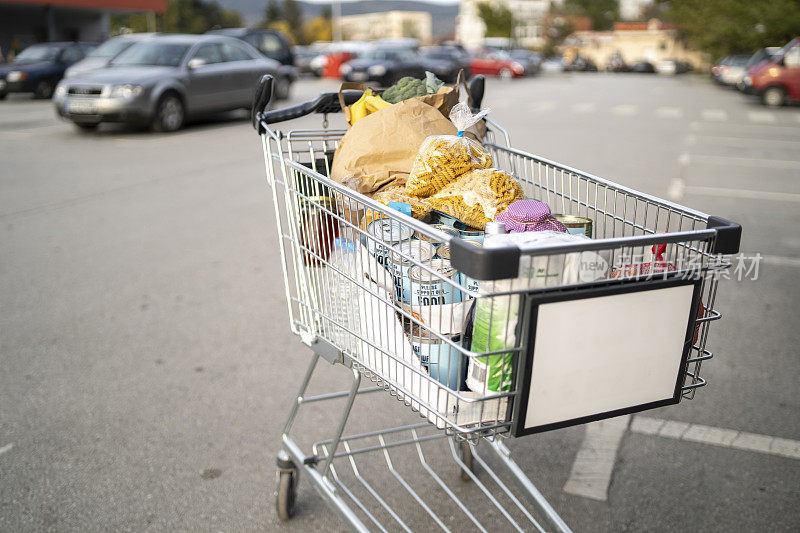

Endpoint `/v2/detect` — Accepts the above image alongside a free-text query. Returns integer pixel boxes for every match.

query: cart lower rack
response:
[252,75,740,531]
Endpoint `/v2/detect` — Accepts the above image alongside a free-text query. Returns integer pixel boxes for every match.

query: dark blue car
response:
[0,42,96,99]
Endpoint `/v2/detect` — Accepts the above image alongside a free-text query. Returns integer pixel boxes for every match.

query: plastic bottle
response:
[327,238,361,352]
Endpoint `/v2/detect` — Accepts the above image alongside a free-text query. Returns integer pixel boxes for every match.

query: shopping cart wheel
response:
[457,440,475,482]
[276,453,298,521]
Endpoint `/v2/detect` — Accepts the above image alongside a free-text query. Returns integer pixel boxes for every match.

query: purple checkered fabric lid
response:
[495,200,568,233]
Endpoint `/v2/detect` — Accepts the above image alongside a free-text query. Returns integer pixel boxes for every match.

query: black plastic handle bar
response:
[252,74,487,134]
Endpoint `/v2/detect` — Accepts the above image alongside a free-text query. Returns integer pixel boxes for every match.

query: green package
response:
[468,293,519,392]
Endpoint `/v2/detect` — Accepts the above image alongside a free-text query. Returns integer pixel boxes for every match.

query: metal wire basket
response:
[252,75,740,531]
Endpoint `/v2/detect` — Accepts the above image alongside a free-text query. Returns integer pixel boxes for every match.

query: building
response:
[619,0,653,21]
[456,0,564,50]
[338,11,432,43]
[565,19,708,70]
[0,0,165,55]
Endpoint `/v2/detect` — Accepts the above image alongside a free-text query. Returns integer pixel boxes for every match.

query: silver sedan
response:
[54,34,284,132]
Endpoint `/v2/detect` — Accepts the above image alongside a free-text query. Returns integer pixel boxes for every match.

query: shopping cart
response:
[251,75,741,532]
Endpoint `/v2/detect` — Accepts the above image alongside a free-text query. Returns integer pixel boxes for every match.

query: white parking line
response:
[530,101,556,112]
[570,103,596,113]
[0,443,13,456]
[748,111,776,123]
[685,153,800,170]
[667,177,685,200]
[563,415,630,501]
[701,109,728,121]
[684,185,800,203]
[611,104,637,116]
[655,106,682,118]
[631,416,800,460]
[762,255,800,268]
[688,134,800,149]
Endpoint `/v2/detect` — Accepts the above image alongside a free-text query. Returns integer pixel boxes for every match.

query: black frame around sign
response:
[512,276,704,437]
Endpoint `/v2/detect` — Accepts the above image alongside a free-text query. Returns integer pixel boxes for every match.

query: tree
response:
[564,0,618,31]
[262,0,281,26]
[659,0,800,59]
[111,0,241,35]
[304,16,332,43]
[282,0,304,39]
[476,1,514,38]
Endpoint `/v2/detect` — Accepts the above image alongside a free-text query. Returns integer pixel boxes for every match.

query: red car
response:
[743,37,800,107]
[470,50,526,79]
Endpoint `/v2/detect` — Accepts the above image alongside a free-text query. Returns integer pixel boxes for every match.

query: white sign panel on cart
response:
[514,278,702,436]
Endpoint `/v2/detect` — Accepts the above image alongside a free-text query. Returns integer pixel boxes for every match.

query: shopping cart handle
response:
[252,74,364,133]
[450,238,521,280]
[707,215,742,254]
[468,75,485,111]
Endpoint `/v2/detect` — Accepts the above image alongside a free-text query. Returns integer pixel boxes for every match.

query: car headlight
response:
[744,76,752,85]
[368,65,387,76]
[511,62,524,74]
[7,71,27,82]
[340,64,352,75]
[110,84,143,99]
[54,84,67,97]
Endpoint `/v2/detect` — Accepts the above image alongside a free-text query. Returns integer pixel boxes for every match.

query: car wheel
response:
[274,76,291,100]
[498,68,513,80]
[73,122,99,131]
[152,93,185,133]
[34,81,54,99]
[762,86,786,108]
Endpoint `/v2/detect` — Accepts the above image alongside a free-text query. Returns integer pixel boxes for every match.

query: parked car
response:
[716,54,750,86]
[656,58,691,75]
[737,47,781,91]
[53,34,284,132]
[605,52,629,72]
[0,42,96,99]
[207,28,293,65]
[541,57,565,73]
[293,45,320,75]
[630,60,656,73]
[565,55,598,72]
[206,28,296,99]
[419,46,470,82]
[470,50,525,79]
[508,49,541,75]
[742,37,800,107]
[340,47,426,87]
[65,33,158,79]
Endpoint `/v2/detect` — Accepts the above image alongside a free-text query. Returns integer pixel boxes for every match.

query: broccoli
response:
[381,76,429,104]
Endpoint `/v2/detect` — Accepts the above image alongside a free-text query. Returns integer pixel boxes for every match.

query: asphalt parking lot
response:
[1,74,799,532]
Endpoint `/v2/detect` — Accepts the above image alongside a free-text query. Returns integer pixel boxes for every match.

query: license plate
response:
[67,100,97,114]
[350,72,368,81]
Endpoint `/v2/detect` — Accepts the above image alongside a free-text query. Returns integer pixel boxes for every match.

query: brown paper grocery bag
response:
[331,98,458,195]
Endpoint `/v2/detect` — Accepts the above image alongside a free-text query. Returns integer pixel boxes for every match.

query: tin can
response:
[408,259,459,306]
[553,214,593,238]
[457,240,482,296]
[406,323,465,390]
[366,218,412,267]
[430,210,459,227]
[414,224,459,247]
[435,243,450,260]
[459,227,485,243]
[388,240,436,301]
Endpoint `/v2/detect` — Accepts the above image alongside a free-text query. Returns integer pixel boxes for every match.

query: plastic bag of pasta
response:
[426,168,524,229]
[405,103,493,198]
[372,185,433,220]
